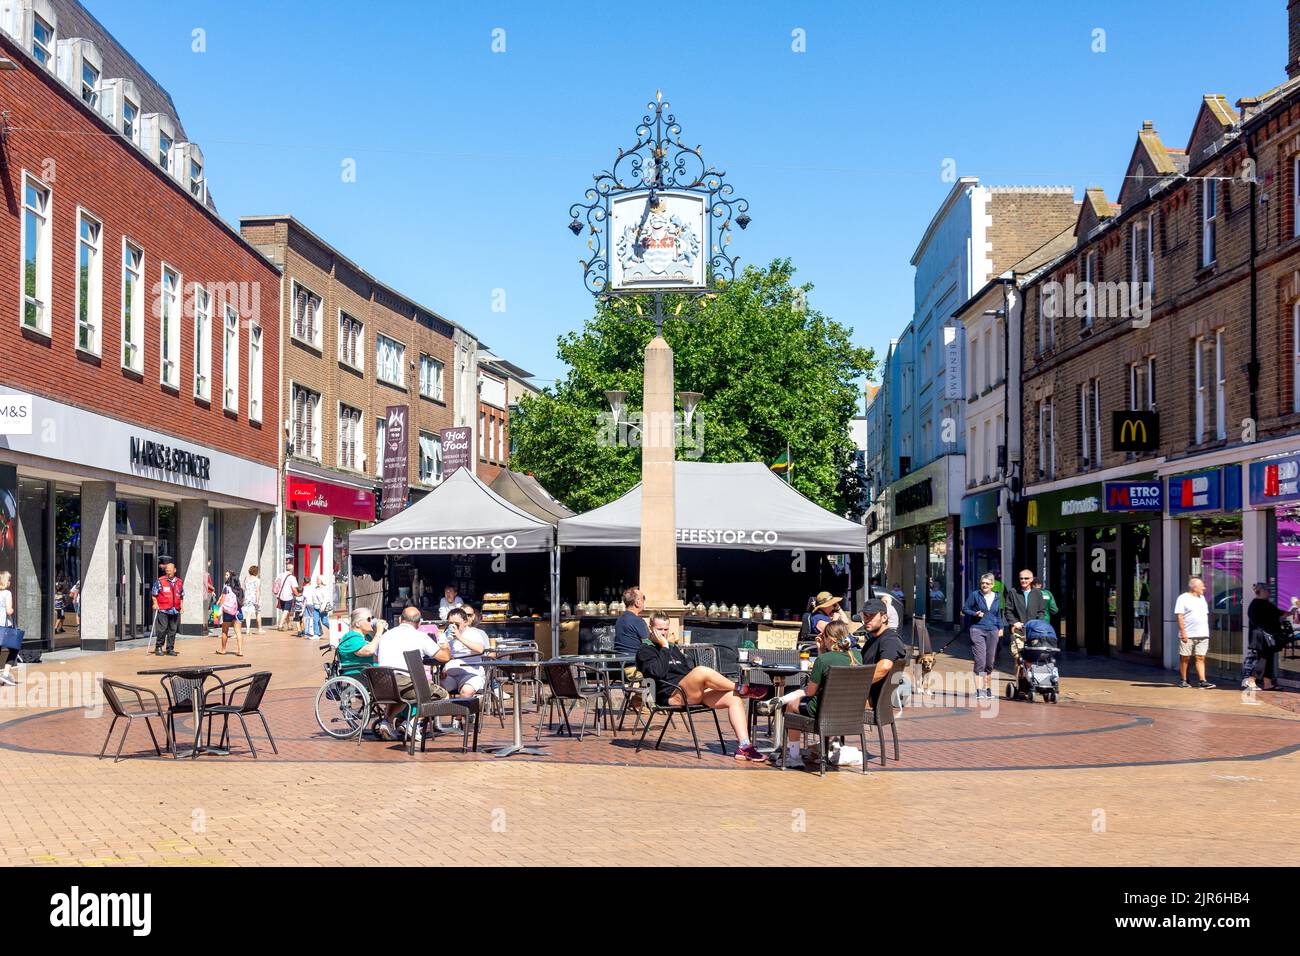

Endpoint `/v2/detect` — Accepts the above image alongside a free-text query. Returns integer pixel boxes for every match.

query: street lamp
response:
[677,391,702,427]
[604,390,628,425]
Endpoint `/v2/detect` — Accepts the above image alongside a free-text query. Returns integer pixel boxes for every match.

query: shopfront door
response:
[115,537,156,642]
[1083,529,1119,655]
[1188,515,1243,680]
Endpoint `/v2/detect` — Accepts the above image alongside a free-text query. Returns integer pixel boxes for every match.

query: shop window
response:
[54,490,81,648]
[1293,302,1300,414]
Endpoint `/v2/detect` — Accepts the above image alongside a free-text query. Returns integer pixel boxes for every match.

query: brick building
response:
[0,0,280,652]
[238,215,472,599]
[1020,0,1300,681]
[473,354,535,483]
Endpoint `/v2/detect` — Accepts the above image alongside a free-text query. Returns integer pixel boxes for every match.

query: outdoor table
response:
[559,654,635,729]
[137,663,251,758]
[486,659,546,758]
[741,663,803,757]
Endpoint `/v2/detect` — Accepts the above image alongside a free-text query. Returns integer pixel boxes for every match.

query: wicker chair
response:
[865,666,906,766]
[356,666,407,747]
[160,673,210,759]
[536,661,606,741]
[635,678,727,759]
[99,679,172,762]
[781,666,873,776]
[402,650,479,754]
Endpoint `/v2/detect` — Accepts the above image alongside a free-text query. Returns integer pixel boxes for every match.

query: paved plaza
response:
[0,632,1295,866]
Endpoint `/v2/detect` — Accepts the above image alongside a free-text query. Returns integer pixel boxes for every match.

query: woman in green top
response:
[761,620,862,765]
[336,607,384,675]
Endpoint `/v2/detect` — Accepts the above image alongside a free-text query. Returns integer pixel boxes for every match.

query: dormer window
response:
[31,15,53,66]
[122,98,139,142]
[189,159,203,198]
[80,61,99,105]
[158,132,172,171]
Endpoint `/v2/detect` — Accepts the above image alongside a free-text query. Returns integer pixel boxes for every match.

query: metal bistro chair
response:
[536,661,606,741]
[781,666,873,776]
[200,671,278,759]
[357,667,407,747]
[635,678,727,759]
[402,650,479,755]
[161,673,214,758]
[865,666,906,767]
[485,642,541,726]
[99,679,173,762]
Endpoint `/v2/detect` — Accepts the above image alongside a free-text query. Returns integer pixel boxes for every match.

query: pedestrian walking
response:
[961,572,1003,699]
[217,570,245,656]
[0,570,19,687]
[305,574,332,639]
[272,561,300,631]
[242,565,262,634]
[151,561,183,656]
[1244,583,1285,691]
[1174,576,1215,689]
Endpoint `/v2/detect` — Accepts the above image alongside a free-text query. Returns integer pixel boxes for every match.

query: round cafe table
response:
[741,663,803,758]
[558,654,636,730]
[486,659,546,758]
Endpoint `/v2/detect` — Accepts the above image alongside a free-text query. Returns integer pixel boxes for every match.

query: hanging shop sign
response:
[380,405,411,519]
[440,426,473,477]
[609,191,707,291]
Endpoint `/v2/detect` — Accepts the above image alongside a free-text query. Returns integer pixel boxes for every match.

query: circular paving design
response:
[1,687,1297,773]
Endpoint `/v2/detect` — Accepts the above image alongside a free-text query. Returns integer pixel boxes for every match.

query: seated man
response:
[634,613,768,763]
[441,606,488,699]
[336,607,384,676]
[759,619,863,766]
[376,605,450,739]
[858,600,910,711]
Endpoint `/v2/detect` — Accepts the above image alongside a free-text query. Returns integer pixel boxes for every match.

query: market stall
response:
[556,461,867,652]
[349,468,561,652]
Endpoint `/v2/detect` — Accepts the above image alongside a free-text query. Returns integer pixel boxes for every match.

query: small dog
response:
[916,652,938,695]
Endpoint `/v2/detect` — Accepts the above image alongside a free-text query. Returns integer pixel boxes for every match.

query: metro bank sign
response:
[1250,453,1300,505]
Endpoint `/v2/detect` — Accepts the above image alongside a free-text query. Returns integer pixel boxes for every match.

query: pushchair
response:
[1006,618,1060,703]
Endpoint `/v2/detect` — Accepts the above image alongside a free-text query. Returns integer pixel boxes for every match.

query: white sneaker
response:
[0,673,15,687]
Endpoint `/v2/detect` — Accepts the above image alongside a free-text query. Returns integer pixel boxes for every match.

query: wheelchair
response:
[314,643,375,740]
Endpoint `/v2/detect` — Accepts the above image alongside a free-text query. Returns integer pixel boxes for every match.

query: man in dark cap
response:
[858,598,909,709]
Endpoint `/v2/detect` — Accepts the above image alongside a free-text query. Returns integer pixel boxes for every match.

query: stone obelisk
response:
[640,333,686,640]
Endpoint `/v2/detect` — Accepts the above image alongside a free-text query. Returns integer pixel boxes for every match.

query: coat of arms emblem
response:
[616,197,701,284]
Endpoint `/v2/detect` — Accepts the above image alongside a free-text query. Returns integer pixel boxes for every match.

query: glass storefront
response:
[1186,515,1243,679]
[333,517,362,609]
[1122,522,1154,655]
[54,488,81,648]
[928,520,950,622]
[1271,504,1300,683]
[15,479,48,647]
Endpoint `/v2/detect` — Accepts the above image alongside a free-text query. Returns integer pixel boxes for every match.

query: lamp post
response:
[570,92,750,639]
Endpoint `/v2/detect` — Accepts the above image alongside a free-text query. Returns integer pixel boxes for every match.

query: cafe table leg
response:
[492,675,546,758]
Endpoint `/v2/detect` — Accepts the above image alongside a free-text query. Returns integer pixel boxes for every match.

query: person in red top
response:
[151,562,184,656]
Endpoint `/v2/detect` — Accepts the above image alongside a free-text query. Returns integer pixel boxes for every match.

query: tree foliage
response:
[511,259,874,515]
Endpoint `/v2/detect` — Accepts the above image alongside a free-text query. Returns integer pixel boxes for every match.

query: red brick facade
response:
[0,34,279,467]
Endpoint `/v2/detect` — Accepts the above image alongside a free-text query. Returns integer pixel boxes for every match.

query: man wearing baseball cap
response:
[858,598,910,709]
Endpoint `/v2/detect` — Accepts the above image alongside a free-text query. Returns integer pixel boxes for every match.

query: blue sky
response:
[92,0,1284,395]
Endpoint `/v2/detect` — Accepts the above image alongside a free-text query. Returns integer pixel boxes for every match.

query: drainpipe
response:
[1246,131,1260,428]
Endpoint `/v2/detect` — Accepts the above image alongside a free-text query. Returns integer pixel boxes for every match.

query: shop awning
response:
[489,469,574,524]
[557,461,867,553]
[349,467,555,554]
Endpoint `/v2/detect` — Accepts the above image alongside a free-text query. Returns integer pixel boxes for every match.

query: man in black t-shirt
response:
[859,607,909,709]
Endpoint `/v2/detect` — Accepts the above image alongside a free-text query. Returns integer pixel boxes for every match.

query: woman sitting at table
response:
[634,613,768,763]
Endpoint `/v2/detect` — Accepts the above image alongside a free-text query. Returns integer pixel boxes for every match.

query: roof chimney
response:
[1289,0,1300,79]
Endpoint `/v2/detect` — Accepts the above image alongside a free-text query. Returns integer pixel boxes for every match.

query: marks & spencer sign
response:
[129,437,211,481]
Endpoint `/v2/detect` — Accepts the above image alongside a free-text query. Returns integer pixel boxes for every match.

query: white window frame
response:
[158,132,172,173]
[1038,398,1056,479]
[376,333,405,387]
[338,311,363,371]
[122,96,139,145]
[1202,177,1218,267]
[248,323,263,423]
[1294,302,1300,414]
[80,61,99,106]
[1082,253,1096,328]
[74,208,103,355]
[1213,328,1226,440]
[159,264,181,388]
[1130,358,1155,412]
[120,239,144,372]
[20,172,52,334]
[1145,211,1155,292]
[419,431,442,485]
[292,383,322,461]
[31,14,53,66]
[419,353,444,401]
[375,418,385,478]
[970,335,980,396]
[222,302,239,412]
[1080,383,1091,468]
[189,158,204,199]
[338,403,362,471]
[193,284,212,401]
[290,281,322,349]
[479,411,486,459]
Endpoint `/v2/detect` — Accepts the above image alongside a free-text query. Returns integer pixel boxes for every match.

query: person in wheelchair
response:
[336,607,384,677]
[634,613,768,762]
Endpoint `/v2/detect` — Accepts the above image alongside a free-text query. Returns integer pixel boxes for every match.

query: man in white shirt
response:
[273,561,300,632]
[375,606,450,737]
[441,606,488,698]
[1174,576,1215,689]
[438,584,464,620]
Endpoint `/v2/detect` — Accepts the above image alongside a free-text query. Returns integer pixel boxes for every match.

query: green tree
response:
[511,259,874,514]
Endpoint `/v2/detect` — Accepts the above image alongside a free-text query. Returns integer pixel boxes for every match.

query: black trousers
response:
[154,613,179,652]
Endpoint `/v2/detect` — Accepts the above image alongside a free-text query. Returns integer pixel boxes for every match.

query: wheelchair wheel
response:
[315,675,370,739]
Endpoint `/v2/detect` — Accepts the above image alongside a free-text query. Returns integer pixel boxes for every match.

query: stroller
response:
[1006,618,1061,703]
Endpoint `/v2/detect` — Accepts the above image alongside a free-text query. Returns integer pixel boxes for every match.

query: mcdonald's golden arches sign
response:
[1111,410,1159,452]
